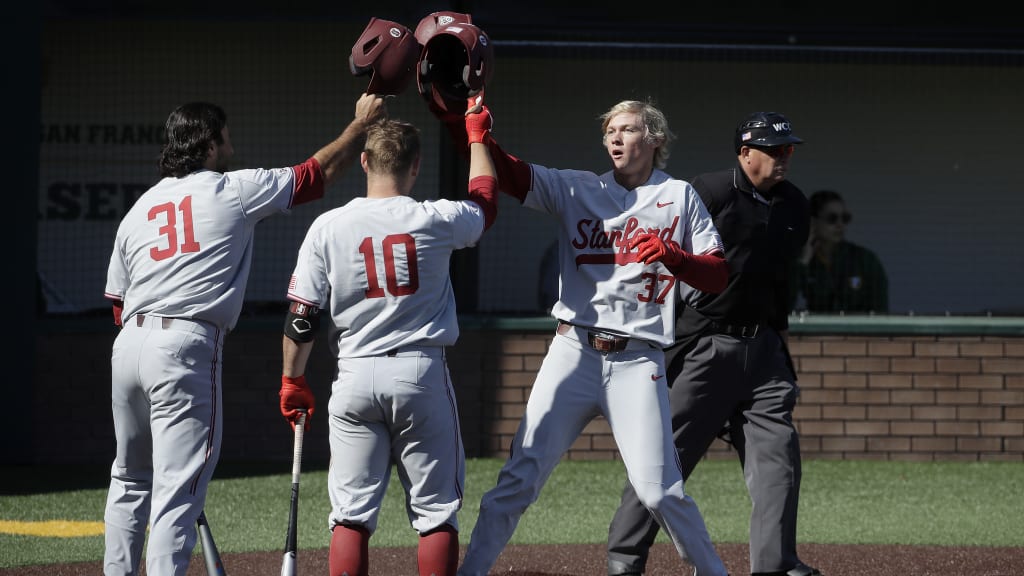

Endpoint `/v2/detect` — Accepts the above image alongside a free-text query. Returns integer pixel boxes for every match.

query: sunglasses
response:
[820,212,852,225]
[749,144,795,158]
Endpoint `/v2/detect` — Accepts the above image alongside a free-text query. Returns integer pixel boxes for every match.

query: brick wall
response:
[28,319,1024,466]
[452,330,1024,464]
[788,334,1024,462]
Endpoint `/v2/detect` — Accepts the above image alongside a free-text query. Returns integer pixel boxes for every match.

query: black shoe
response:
[753,563,822,576]
[607,557,644,576]
[787,563,822,576]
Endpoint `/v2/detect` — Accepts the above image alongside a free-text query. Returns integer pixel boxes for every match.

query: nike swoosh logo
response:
[656,201,674,208]
[651,374,664,381]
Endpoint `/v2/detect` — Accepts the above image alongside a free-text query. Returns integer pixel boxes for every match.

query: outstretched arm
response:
[431,94,531,203]
[466,96,498,230]
[313,93,386,185]
[291,93,387,206]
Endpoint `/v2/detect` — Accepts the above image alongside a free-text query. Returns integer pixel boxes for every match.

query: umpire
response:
[606,112,822,576]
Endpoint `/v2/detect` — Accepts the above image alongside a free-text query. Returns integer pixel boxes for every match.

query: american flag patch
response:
[288,275,297,291]
[741,131,752,142]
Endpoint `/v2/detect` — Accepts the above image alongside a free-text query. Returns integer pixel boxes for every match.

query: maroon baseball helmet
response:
[417,21,494,114]
[414,11,474,46]
[349,17,421,96]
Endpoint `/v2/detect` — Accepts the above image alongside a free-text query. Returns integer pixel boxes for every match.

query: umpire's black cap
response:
[734,111,804,153]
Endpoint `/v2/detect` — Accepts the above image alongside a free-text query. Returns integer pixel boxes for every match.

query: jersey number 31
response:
[148,196,200,261]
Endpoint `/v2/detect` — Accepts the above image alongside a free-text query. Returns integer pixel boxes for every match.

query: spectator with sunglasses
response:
[793,189,889,314]
[607,111,822,576]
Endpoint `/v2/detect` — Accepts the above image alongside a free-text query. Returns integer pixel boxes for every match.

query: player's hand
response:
[354,92,387,126]
[630,232,685,268]
[279,374,315,431]
[465,94,492,144]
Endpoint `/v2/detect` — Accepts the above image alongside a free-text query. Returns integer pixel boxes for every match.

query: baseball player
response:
[606,112,823,576]
[277,102,497,576]
[102,93,385,576]
[429,96,730,576]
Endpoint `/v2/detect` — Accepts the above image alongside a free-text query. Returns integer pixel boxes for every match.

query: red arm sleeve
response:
[485,136,531,203]
[290,157,325,207]
[467,175,498,231]
[442,117,531,203]
[668,249,728,294]
[111,300,124,327]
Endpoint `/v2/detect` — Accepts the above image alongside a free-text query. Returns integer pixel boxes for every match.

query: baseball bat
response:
[280,410,307,576]
[197,509,227,576]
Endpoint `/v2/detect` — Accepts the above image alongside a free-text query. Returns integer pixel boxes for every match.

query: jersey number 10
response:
[359,233,419,298]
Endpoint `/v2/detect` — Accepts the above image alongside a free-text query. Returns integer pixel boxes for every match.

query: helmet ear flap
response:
[349,17,420,96]
[348,48,370,77]
[462,45,491,97]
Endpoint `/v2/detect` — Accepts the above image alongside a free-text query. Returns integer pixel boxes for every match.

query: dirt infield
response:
[7,542,1023,576]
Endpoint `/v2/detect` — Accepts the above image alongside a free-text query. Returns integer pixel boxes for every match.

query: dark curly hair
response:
[159,102,227,178]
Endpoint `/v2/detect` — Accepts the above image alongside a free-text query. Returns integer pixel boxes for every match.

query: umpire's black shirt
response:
[668,163,810,359]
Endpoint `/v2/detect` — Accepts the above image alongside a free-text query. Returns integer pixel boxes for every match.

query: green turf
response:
[1,459,1022,568]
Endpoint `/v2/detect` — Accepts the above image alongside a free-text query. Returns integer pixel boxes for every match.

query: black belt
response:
[557,321,632,353]
[384,345,439,357]
[708,321,761,338]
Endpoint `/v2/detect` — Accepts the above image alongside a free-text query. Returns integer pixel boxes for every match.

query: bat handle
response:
[292,410,306,481]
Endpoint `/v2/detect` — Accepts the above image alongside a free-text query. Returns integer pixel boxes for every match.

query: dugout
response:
[13,2,1024,465]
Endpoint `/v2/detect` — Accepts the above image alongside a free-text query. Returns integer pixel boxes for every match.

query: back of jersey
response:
[287,195,484,358]
[106,168,295,330]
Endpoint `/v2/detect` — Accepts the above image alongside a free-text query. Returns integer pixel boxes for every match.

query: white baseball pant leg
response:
[327,348,464,535]
[458,332,604,576]
[602,346,727,576]
[105,317,223,576]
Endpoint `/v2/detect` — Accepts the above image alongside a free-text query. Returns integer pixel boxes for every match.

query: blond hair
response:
[363,120,421,176]
[599,100,676,169]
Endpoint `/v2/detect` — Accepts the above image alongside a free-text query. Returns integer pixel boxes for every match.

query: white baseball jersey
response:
[102,165,301,576]
[458,164,729,576]
[105,167,298,331]
[524,166,723,347]
[286,195,486,358]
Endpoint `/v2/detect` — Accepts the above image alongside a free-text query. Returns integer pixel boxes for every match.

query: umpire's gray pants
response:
[606,327,804,574]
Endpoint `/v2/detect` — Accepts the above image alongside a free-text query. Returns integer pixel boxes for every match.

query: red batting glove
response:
[465,96,492,145]
[279,374,315,431]
[630,232,685,269]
